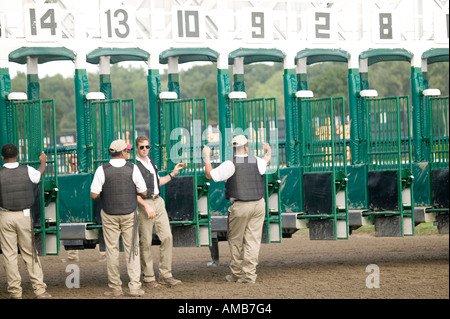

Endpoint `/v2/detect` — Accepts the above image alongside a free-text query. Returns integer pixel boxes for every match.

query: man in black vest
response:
[135,135,185,288]
[0,143,52,299]
[90,139,147,297]
[203,135,271,283]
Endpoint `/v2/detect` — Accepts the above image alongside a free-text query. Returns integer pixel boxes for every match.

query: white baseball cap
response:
[109,139,132,152]
[232,135,248,147]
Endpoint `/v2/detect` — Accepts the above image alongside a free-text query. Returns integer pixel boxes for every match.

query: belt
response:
[146,194,160,200]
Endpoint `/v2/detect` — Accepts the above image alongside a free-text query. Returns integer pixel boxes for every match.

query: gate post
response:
[0,67,11,150]
[74,61,90,173]
[217,52,231,163]
[283,55,297,167]
[147,67,162,167]
[26,57,40,100]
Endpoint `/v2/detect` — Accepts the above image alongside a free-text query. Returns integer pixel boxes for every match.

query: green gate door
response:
[4,99,59,255]
[159,98,211,247]
[231,97,282,243]
[426,95,449,233]
[296,96,349,240]
[363,96,414,236]
[59,98,135,251]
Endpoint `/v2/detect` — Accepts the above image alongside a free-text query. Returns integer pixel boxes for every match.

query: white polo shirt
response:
[210,154,268,182]
[90,159,147,195]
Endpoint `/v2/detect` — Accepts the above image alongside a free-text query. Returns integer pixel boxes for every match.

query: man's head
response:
[135,135,150,158]
[232,135,248,154]
[109,139,132,158]
[1,143,19,162]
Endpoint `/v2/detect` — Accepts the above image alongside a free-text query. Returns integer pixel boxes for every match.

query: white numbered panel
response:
[307,9,337,43]
[242,9,273,43]
[172,6,205,42]
[372,11,401,43]
[100,5,136,42]
[24,4,61,42]
[434,10,449,44]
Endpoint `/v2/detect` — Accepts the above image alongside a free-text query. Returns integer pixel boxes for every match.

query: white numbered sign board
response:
[0,0,448,66]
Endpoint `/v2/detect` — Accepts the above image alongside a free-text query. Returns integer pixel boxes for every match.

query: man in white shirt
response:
[0,143,52,299]
[135,135,184,288]
[90,139,147,297]
[203,135,271,284]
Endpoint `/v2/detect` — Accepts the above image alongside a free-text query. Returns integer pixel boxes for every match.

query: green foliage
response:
[9,59,449,137]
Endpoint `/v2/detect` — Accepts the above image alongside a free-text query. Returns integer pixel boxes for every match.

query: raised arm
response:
[262,143,271,166]
[202,145,213,180]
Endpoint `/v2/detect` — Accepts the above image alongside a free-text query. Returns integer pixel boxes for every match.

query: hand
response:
[39,152,47,163]
[202,145,211,161]
[173,162,185,175]
[143,202,155,219]
[263,143,271,152]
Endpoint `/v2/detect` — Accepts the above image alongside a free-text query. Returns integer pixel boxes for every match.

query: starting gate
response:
[295,96,349,240]
[59,97,135,251]
[158,97,211,247]
[3,98,59,255]
[357,95,415,236]
[230,97,282,243]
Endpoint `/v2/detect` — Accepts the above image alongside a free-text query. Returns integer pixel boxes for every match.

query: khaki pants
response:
[101,210,141,291]
[138,196,173,282]
[228,198,265,282]
[0,210,47,298]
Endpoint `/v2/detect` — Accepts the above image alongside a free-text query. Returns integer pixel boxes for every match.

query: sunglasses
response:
[139,145,150,150]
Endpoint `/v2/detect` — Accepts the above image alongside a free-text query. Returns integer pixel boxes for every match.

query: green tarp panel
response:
[359,48,413,66]
[9,47,75,64]
[159,47,219,64]
[86,47,150,64]
[228,48,285,65]
[422,48,449,65]
[295,48,350,65]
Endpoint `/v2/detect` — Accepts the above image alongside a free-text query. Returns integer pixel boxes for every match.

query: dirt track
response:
[0,231,448,301]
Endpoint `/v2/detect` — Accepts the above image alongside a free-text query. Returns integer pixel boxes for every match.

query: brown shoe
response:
[128,289,145,297]
[36,291,52,299]
[143,281,160,288]
[159,277,182,287]
[104,289,123,297]
[61,257,79,263]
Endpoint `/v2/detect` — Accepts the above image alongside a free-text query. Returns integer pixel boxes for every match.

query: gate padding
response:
[165,176,195,220]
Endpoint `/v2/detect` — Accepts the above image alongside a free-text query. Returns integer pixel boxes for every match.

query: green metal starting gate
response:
[296,96,349,240]
[3,99,59,255]
[230,97,282,243]
[159,98,211,247]
[362,96,415,236]
[58,98,135,251]
[421,95,449,232]
[88,99,136,170]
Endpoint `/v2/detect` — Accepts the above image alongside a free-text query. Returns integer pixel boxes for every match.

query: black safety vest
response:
[100,162,138,215]
[225,156,265,202]
[0,165,35,211]
[136,157,160,198]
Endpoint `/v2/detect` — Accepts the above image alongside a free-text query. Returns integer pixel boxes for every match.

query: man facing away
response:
[90,139,147,297]
[0,143,52,299]
[203,135,271,284]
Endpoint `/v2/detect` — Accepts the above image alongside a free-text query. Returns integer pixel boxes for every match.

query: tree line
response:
[10,61,449,138]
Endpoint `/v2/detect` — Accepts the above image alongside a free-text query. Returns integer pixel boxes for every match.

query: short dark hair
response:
[109,150,122,158]
[1,143,19,159]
